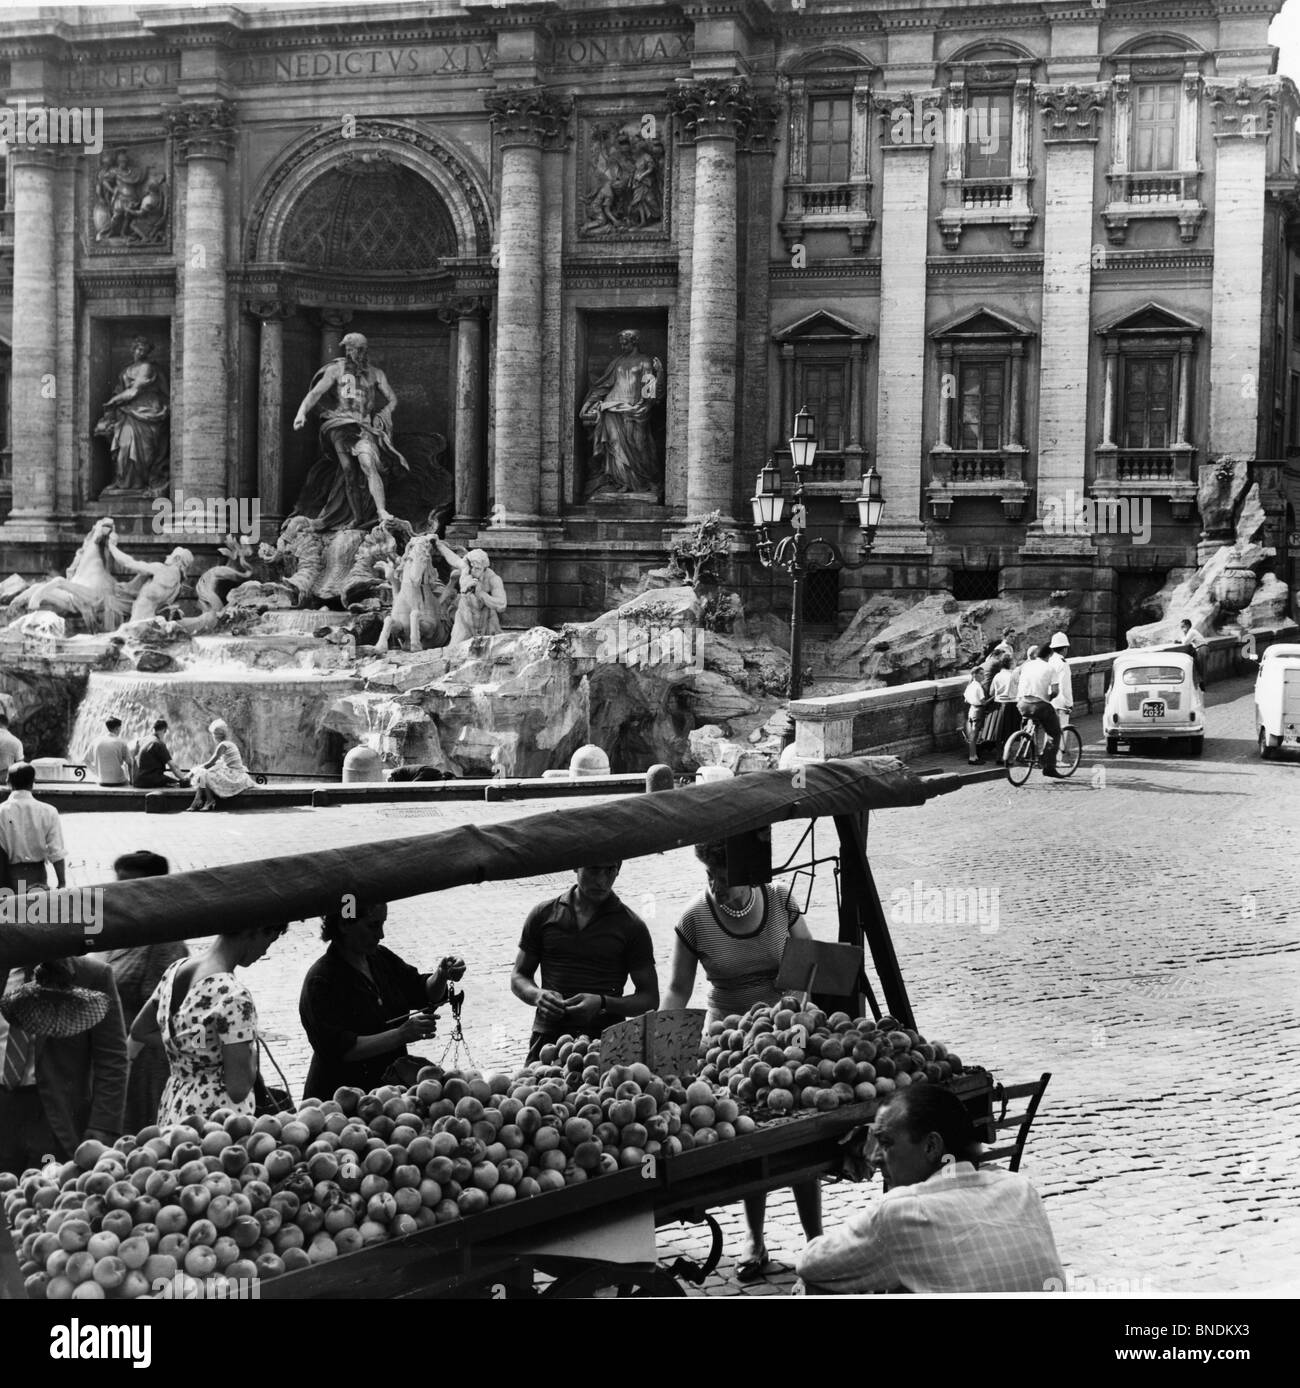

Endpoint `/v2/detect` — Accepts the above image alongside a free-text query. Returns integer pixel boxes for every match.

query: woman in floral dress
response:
[187,719,257,812]
[129,921,288,1124]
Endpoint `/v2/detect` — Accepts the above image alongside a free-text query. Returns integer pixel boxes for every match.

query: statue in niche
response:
[94,148,168,245]
[580,330,665,501]
[292,332,409,530]
[95,337,171,498]
[582,122,665,234]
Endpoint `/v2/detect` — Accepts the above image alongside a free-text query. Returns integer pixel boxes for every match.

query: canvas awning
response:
[0,757,940,971]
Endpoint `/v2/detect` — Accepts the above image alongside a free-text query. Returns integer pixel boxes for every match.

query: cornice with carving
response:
[77,266,177,298]
[485,85,572,150]
[561,258,678,288]
[1206,77,1279,142]
[668,77,759,144]
[1037,84,1106,144]
[164,100,237,160]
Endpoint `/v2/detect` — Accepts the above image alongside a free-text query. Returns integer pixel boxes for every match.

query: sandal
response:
[736,1252,774,1283]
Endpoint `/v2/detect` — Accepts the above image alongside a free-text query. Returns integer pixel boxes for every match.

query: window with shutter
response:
[1121,357,1173,450]
[964,91,1013,179]
[1133,82,1179,172]
[958,362,1004,451]
[807,97,851,184]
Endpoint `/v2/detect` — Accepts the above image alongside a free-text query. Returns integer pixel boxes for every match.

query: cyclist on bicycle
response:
[1016,645,1063,778]
[1048,632,1073,727]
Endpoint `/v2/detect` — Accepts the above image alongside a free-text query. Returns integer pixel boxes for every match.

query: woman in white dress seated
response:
[187,718,256,812]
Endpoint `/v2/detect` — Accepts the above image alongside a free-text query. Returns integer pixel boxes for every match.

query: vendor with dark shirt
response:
[298,899,466,1098]
[511,863,659,1062]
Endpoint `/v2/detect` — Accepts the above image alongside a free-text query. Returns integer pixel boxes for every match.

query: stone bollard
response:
[645,764,674,793]
[342,746,384,784]
[569,744,611,778]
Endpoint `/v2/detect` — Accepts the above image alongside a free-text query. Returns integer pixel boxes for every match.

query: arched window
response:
[937,44,1037,251]
[1103,37,1208,245]
[779,50,875,256]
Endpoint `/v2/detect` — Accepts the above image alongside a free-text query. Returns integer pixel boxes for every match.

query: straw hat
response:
[0,966,110,1038]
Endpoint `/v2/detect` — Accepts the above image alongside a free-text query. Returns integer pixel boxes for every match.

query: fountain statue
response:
[4,517,132,633]
[580,329,665,502]
[374,532,452,653]
[94,337,170,498]
[106,539,194,624]
[194,535,255,617]
[436,541,507,647]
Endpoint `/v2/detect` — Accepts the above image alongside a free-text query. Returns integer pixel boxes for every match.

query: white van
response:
[1104,648,1205,756]
[1253,643,1300,759]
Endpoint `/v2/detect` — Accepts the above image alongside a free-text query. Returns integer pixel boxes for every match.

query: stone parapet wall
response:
[790,625,1300,761]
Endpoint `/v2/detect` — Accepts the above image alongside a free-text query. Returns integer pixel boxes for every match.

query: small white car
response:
[1253,642,1300,759]
[1104,648,1205,756]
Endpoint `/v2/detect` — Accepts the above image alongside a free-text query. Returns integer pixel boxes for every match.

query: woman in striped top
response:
[663,841,823,1283]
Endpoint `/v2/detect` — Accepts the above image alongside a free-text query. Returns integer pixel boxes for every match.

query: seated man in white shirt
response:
[90,716,134,787]
[797,1084,1065,1294]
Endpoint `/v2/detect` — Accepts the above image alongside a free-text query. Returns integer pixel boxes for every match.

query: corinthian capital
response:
[1207,77,1279,142]
[1036,84,1106,144]
[484,86,573,150]
[668,77,757,143]
[872,90,943,148]
[165,100,237,160]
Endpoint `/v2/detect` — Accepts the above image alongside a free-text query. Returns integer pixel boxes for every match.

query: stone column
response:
[1,147,60,538]
[319,308,352,368]
[167,101,236,500]
[870,92,938,551]
[452,299,487,528]
[1029,85,1106,541]
[671,78,752,522]
[484,87,570,527]
[1206,79,1278,459]
[1101,347,1118,448]
[252,302,290,532]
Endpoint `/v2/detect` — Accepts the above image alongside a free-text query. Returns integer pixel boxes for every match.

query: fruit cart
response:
[0,756,1044,1301]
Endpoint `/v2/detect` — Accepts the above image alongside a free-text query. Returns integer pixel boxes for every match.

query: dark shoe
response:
[736,1251,774,1283]
[1041,767,1063,779]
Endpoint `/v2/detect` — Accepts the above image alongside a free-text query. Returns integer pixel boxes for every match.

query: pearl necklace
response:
[716,889,756,918]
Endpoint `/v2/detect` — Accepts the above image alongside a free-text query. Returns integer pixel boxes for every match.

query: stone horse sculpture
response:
[373,532,452,653]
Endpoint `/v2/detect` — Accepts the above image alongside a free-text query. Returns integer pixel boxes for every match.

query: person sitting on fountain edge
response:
[511,863,659,1063]
[132,719,187,789]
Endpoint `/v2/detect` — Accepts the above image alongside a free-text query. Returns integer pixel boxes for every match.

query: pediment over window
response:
[932,307,1034,340]
[1097,302,1203,337]
[785,46,873,76]
[774,310,871,343]
[1111,34,1204,58]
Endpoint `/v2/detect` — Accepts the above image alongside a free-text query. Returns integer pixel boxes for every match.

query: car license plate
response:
[1142,701,1166,719]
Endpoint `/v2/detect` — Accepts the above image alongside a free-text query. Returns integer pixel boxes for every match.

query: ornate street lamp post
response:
[750,408,885,701]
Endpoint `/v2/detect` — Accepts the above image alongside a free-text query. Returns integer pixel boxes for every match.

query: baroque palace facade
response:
[0,0,1297,647]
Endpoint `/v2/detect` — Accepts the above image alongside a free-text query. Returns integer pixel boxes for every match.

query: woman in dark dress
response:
[102,851,188,1133]
[298,900,467,1100]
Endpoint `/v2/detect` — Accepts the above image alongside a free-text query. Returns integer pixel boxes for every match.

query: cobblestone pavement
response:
[58,676,1298,1297]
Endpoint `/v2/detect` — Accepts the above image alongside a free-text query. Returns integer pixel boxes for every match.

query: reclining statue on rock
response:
[374,532,454,653]
[107,539,195,624]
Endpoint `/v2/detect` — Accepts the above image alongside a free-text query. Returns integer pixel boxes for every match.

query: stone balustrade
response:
[789,625,1300,762]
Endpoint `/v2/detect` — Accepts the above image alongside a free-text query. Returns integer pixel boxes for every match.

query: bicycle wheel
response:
[1057,726,1083,777]
[1004,731,1035,787]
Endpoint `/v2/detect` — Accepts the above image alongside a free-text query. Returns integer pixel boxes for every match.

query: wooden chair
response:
[979,1072,1051,1172]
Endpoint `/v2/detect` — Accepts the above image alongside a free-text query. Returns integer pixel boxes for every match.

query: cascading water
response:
[68,668,362,776]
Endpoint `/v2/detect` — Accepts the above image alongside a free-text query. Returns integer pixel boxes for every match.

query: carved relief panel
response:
[88,141,171,252]
[576,109,670,241]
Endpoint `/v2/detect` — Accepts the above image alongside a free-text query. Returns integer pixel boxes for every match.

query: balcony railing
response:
[799,183,855,215]
[1116,450,1177,482]
[1102,169,1204,244]
[780,177,875,253]
[960,178,1014,210]
[926,446,1029,521]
